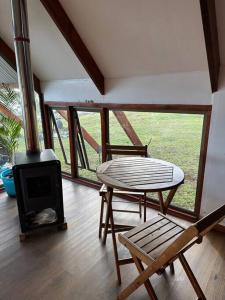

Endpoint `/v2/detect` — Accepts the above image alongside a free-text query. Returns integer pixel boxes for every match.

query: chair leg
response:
[144,193,147,222]
[139,197,142,218]
[103,195,110,245]
[169,262,175,275]
[179,253,206,300]
[108,189,122,285]
[132,255,158,300]
[118,263,156,300]
[99,195,105,239]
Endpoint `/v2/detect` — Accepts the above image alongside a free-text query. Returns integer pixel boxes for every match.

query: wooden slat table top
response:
[96,157,184,192]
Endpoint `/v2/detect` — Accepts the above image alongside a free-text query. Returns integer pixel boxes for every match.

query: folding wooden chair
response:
[99,144,149,240]
[118,204,225,300]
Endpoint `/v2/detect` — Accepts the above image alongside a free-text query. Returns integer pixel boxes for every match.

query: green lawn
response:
[53,111,203,212]
[17,110,203,212]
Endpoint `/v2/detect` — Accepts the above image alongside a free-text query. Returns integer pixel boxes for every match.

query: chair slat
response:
[148,229,185,259]
[106,144,147,151]
[106,144,148,160]
[143,226,184,254]
[136,222,177,248]
[124,215,163,238]
[130,219,170,243]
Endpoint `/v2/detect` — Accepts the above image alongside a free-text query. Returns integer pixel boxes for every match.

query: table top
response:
[96,157,184,192]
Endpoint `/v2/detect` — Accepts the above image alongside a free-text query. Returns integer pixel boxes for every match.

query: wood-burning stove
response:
[13,149,67,240]
[10,0,67,240]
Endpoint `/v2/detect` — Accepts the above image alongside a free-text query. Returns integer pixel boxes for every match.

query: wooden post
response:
[67,106,77,178]
[38,92,49,149]
[199,0,220,92]
[194,111,211,217]
[101,108,109,162]
[44,105,53,149]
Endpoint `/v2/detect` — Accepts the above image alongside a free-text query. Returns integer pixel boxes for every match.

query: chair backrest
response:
[194,204,225,236]
[163,204,225,254]
[106,144,148,161]
[152,204,225,272]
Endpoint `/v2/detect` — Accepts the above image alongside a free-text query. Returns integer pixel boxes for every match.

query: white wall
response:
[201,68,225,226]
[42,70,225,226]
[42,71,211,104]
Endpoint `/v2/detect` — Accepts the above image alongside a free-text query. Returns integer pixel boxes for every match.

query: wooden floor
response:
[0,179,224,300]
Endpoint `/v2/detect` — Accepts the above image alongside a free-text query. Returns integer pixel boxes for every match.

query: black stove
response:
[13,149,66,236]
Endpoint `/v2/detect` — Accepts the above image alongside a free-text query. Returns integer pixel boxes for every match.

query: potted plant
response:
[0,84,22,196]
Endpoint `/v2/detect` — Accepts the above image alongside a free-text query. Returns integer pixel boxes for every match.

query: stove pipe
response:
[11,0,40,154]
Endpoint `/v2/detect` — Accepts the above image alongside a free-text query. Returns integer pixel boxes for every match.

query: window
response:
[109,111,204,212]
[45,103,211,219]
[75,109,102,182]
[50,108,71,174]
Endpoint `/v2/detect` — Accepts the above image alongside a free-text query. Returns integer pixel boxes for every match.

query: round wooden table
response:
[96,157,184,283]
[97,157,184,192]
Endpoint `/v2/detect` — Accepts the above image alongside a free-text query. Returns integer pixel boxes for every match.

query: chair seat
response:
[99,184,144,196]
[119,214,185,265]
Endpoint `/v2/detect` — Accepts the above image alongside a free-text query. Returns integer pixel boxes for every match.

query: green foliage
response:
[0,115,21,159]
[0,84,22,161]
[0,83,21,114]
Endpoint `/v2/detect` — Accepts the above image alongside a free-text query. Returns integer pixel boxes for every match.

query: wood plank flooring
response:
[0,179,224,300]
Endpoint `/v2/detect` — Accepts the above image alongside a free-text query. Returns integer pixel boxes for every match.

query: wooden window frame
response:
[44,102,211,222]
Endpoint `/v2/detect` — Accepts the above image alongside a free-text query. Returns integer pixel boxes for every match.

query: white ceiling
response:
[215,0,225,66]
[0,0,217,82]
[0,0,88,81]
[59,0,208,78]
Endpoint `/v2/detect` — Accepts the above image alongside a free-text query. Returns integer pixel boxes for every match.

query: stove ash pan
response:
[12,149,66,235]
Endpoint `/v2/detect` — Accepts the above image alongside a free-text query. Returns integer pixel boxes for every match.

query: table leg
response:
[158,191,164,214]
[102,187,143,284]
[158,187,178,214]
[158,187,178,275]
[164,187,178,214]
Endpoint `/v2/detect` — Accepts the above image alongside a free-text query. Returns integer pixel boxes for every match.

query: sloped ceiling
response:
[0,0,88,81]
[59,0,208,78]
[0,0,213,82]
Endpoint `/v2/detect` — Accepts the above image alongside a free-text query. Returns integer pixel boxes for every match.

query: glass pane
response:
[109,111,204,212]
[17,92,44,153]
[35,93,45,151]
[51,109,71,174]
[109,111,131,145]
[75,110,102,182]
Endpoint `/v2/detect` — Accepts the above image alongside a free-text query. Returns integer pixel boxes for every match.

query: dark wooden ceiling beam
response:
[40,0,104,95]
[0,37,41,93]
[200,0,220,93]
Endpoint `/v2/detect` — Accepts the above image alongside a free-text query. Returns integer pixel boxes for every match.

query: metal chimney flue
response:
[11,0,40,154]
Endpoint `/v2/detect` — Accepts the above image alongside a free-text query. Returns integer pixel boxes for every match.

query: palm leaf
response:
[0,83,20,113]
[0,114,22,159]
